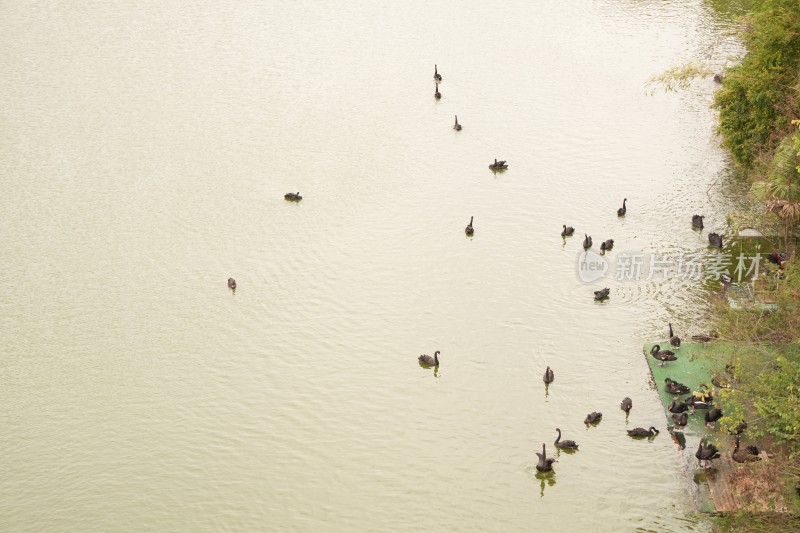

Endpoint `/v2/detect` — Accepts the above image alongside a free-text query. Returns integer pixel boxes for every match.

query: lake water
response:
[0,1,744,531]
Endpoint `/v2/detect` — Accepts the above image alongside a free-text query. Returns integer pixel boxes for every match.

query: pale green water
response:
[0,1,742,531]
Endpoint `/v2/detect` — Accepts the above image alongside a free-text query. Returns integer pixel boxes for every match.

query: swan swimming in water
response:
[708,233,723,248]
[543,366,554,384]
[617,198,627,217]
[583,234,592,249]
[620,397,632,413]
[584,412,602,425]
[535,443,556,472]
[434,64,442,81]
[600,239,614,252]
[453,115,461,131]
[227,278,236,290]
[627,426,659,438]
[418,350,440,367]
[692,215,704,229]
[465,216,474,236]
[561,225,575,237]
[594,288,610,301]
[434,83,441,100]
[284,192,302,201]
[554,428,578,450]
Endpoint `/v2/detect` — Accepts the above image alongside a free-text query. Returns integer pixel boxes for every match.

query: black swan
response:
[554,428,578,450]
[561,225,575,237]
[465,216,474,236]
[692,214,704,229]
[543,366,554,384]
[284,192,302,201]
[434,83,441,100]
[600,239,614,252]
[668,322,681,350]
[705,408,723,428]
[685,395,711,410]
[672,412,688,427]
[731,435,761,463]
[651,344,677,366]
[584,412,602,425]
[696,440,720,468]
[434,64,442,81]
[627,427,659,438]
[692,332,718,343]
[227,278,236,290]
[418,350,440,367]
[713,73,725,83]
[768,251,788,266]
[453,115,462,131]
[617,198,627,217]
[727,420,747,435]
[708,232,723,248]
[583,234,592,249]
[668,399,690,414]
[489,159,508,170]
[664,377,690,395]
[594,288,610,301]
[535,443,556,472]
[620,397,632,413]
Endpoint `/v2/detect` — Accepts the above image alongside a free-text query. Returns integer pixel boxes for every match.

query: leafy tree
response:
[713,0,800,167]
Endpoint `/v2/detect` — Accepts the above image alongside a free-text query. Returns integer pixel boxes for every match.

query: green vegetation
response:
[694,1,800,529]
[646,2,800,528]
[714,512,800,532]
[713,0,800,168]
[707,0,800,449]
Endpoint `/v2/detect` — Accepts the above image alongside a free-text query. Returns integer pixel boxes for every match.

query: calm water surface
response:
[1,1,743,531]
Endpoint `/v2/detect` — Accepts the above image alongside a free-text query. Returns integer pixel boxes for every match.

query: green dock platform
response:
[643,341,733,513]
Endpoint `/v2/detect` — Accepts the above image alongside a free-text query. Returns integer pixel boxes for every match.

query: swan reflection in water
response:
[418,360,440,377]
[535,471,556,498]
[668,427,686,450]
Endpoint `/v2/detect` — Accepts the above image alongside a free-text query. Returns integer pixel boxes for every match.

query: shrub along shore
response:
[698,0,800,530]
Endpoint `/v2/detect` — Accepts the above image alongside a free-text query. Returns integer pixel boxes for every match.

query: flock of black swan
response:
[692,213,725,247]
[433,66,739,474]
[228,64,752,477]
[532,317,760,472]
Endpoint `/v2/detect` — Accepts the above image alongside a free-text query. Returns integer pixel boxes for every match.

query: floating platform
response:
[644,341,725,512]
[641,341,783,515]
